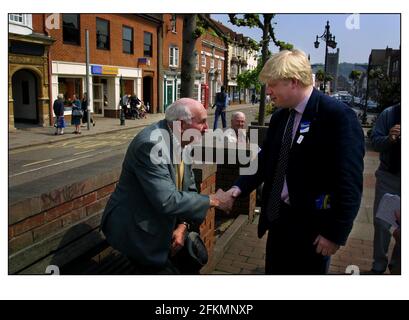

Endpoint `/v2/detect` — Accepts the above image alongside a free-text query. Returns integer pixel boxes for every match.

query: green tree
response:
[368,68,400,111]
[237,61,263,93]
[229,14,293,125]
[315,69,333,91]
[349,70,362,97]
[180,14,255,100]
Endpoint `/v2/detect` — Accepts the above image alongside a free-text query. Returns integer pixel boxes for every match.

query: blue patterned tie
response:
[266,109,296,222]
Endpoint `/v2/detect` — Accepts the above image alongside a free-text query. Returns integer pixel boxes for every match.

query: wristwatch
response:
[181,221,190,230]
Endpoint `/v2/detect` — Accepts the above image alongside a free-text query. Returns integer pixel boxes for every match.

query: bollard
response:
[120,108,125,126]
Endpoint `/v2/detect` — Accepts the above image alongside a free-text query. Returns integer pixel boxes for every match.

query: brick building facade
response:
[9,14,230,126]
[41,13,161,117]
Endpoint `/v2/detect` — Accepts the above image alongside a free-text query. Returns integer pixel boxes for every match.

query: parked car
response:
[366,100,378,111]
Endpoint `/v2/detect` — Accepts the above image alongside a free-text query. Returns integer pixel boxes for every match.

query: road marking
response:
[9,149,113,177]
[73,149,96,155]
[22,159,53,167]
[74,141,111,149]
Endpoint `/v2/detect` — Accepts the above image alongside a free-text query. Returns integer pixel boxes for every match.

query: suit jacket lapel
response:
[291,88,321,152]
[158,119,177,184]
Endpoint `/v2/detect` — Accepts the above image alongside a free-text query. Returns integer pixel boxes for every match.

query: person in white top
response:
[225,111,247,143]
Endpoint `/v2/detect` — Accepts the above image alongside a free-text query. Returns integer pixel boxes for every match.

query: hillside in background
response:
[311,62,367,80]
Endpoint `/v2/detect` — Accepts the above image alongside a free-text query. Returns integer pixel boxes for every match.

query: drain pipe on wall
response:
[44,13,54,127]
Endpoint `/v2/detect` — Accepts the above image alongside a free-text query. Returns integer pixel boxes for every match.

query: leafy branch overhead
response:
[228,14,293,51]
[228,13,293,125]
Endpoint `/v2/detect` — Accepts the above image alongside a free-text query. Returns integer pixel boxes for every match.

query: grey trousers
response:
[372,169,401,272]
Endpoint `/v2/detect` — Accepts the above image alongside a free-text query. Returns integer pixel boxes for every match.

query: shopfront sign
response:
[91,65,118,75]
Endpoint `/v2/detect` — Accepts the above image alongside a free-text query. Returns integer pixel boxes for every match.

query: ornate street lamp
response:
[314,21,337,93]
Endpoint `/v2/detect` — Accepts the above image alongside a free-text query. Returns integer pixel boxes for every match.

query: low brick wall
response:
[213,145,257,222]
[193,164,217,274]
[8,169,121,274]
[9,164,217,275]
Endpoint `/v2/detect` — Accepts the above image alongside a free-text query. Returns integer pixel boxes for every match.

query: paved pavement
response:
[213,138,396,275]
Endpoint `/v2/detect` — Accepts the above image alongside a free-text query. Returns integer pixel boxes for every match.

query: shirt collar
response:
[294,86,313,115]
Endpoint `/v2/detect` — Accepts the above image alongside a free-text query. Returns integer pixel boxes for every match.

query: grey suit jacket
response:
[101,119,210,268]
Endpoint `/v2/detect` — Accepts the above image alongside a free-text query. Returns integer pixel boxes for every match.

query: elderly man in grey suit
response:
[101,98,232,274]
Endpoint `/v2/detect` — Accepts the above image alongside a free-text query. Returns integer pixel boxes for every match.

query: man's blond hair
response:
[259,49,313,87]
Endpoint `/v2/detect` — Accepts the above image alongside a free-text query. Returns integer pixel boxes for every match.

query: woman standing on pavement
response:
[81,92,95,127]
[71,94,83,134]
[53,93,65,135]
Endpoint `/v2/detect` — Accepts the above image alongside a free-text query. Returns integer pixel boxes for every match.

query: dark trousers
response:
[264,202,330,275]
[213,107,226,129]
[128,257,181,275]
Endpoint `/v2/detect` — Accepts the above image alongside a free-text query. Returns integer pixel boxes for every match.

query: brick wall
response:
[193,164,217,274]
[8,169,121,274]
[213,145,257,222]
[40,13,159,112]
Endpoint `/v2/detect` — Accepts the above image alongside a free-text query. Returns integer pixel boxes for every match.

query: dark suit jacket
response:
[101,119,210,268]
[235,88,365,245]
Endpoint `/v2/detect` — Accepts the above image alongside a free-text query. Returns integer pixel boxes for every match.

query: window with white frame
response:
[169,47,179,67]
[177,83,181,100]
[196,54,199,70]
[9,14,25,24]
[201,53,206,67]
[210,58,215,69]
[218,59,222,70]
[201,72,206,83]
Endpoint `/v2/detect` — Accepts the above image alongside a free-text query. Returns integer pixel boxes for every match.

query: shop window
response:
[58,77,83,105]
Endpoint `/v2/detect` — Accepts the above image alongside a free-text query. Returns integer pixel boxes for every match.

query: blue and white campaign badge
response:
[300,121,310,134]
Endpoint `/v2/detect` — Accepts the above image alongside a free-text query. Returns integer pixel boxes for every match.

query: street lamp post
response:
[362,54,373,125]
[119,75,125,126]
[314,21,337,93]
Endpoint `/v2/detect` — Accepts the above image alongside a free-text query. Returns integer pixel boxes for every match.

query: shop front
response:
[52,61,141,119]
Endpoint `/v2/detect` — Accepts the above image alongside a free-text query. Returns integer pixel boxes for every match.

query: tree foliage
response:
[237,61,263,93]
[228,14,293,125]
[369,67,400,110]
[349,70,362,96]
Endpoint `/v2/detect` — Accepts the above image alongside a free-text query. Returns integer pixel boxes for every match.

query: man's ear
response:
[291,78,299,88]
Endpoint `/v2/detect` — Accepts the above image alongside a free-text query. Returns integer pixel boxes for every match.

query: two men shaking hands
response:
[209,187,241,214]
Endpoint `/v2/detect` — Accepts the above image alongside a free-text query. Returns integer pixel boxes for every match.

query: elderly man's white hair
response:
[165,98,193,124]
[231,111,246,120]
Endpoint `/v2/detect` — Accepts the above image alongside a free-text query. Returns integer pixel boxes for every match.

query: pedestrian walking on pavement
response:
[53,94,65,135]
[369,103,401,274]
[212,86,229,130]
[71,94,83,134]
[251,93,256,105]
[130,94,141,119]
[226,49,365,275]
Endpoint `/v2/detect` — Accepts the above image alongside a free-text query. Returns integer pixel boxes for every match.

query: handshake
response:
[209,187,242,213]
